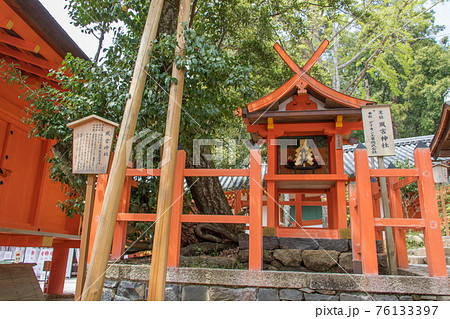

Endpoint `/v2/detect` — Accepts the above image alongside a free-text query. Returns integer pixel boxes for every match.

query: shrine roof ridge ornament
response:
[67,114,119,129]
[237,39,376,116]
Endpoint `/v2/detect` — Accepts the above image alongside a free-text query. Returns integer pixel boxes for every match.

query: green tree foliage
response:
[284,0,450,140]
[2,0,449,218]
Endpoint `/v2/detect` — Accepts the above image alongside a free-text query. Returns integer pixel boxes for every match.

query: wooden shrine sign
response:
[432,163,449,184]
[67,115,119,174]
[361,105,395,157]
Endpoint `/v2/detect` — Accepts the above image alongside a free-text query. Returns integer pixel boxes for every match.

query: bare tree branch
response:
[344,35,388,94]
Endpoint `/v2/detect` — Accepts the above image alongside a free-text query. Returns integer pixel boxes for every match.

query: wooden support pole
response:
[414,144,448,277]
[377,157,398,275]
[439,183,449,236]
[74,174,96,301]
[81,0,165,301]
[147,0,191,301]
[249,149,263,270]
[354,144,378,275]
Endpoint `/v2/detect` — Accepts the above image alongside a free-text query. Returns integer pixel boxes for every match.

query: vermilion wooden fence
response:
[89,144,448,277]
[90,149,263,270]
[350,143,447,277]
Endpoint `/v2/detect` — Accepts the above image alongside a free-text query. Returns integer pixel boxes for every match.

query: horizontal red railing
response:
[373,218,425,228]
[264,173,348,181]
[393,176,418,190]
[122,167,251,224]
[180,215,249,223]
[369,169,418,178]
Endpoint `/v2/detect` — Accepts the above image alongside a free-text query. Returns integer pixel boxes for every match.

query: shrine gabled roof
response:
[430,102,450,158]
[0,0,88,85]
[238,40,375,116]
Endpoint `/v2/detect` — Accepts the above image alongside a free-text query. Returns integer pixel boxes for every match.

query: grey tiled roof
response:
[343,135,449,177]
[215,135,449,191]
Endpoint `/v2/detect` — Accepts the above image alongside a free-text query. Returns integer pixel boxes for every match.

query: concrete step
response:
[408,247,450,257]
[402,264,450,277]
[408,256,426,264]
[408,256,450,265]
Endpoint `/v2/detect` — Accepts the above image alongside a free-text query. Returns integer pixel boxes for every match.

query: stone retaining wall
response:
[180,236,386,273]
[102,265,450,301]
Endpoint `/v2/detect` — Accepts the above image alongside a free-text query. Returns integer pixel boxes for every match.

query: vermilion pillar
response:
[348,182,361,273]
[354,144,378,275]
[167,150,186,267]
[414,144,448,277]
[249,148,263,270]
[46,247,69,294]
[387,175,409,268]
[111,176,132,260]
[88,174,109,263]
[266,135,277,227]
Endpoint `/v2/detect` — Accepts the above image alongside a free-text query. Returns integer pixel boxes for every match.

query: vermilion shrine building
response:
[1,0,447,301]
[0,0,88,294]
[236,41,371,238]
[100,40,448,278]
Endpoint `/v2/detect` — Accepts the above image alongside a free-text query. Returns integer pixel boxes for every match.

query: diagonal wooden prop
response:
[147,0,191,301]
[81,0,165,301]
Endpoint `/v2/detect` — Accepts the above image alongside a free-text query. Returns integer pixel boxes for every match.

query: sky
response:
[39,0,450,60]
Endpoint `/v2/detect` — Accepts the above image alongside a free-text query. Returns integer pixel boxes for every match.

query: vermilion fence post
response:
[87,174,109,263]
[387,174,409,269]
[111,176,132,260]
[167,150,186,267]
[354,144,378,275]
[414,143,448,277]
[371,178,383,244]
[348,182,361,273]
[46,247,69,294]
[249,148,263,270]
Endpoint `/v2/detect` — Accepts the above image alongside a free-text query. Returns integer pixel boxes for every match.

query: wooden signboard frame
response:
[361,104,398,275]
[67,115,118,175]
[67,114,118,300]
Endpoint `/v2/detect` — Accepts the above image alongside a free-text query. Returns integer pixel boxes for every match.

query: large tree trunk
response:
[185,153,233,215]
[182,152,242,245]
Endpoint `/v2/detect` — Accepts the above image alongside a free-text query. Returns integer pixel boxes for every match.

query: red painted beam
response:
[265,174,348,181]
[374,218,426,228]
[117,213,157,222]
[369,169,418,177]
[393,176,418,190]
[2,57,56,82]
[0,32,39,53]
[183,169,249,177]
[180,215,249,224]
[126,169,161,176]
[0,16,13,29]
[0,45,58,70]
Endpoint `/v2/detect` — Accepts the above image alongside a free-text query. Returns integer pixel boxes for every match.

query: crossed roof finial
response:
[273,39,329,74]
[236,39,373,117]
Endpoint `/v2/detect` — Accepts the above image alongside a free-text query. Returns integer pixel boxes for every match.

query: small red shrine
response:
[237,40,374,239]
[101,40,447,277]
